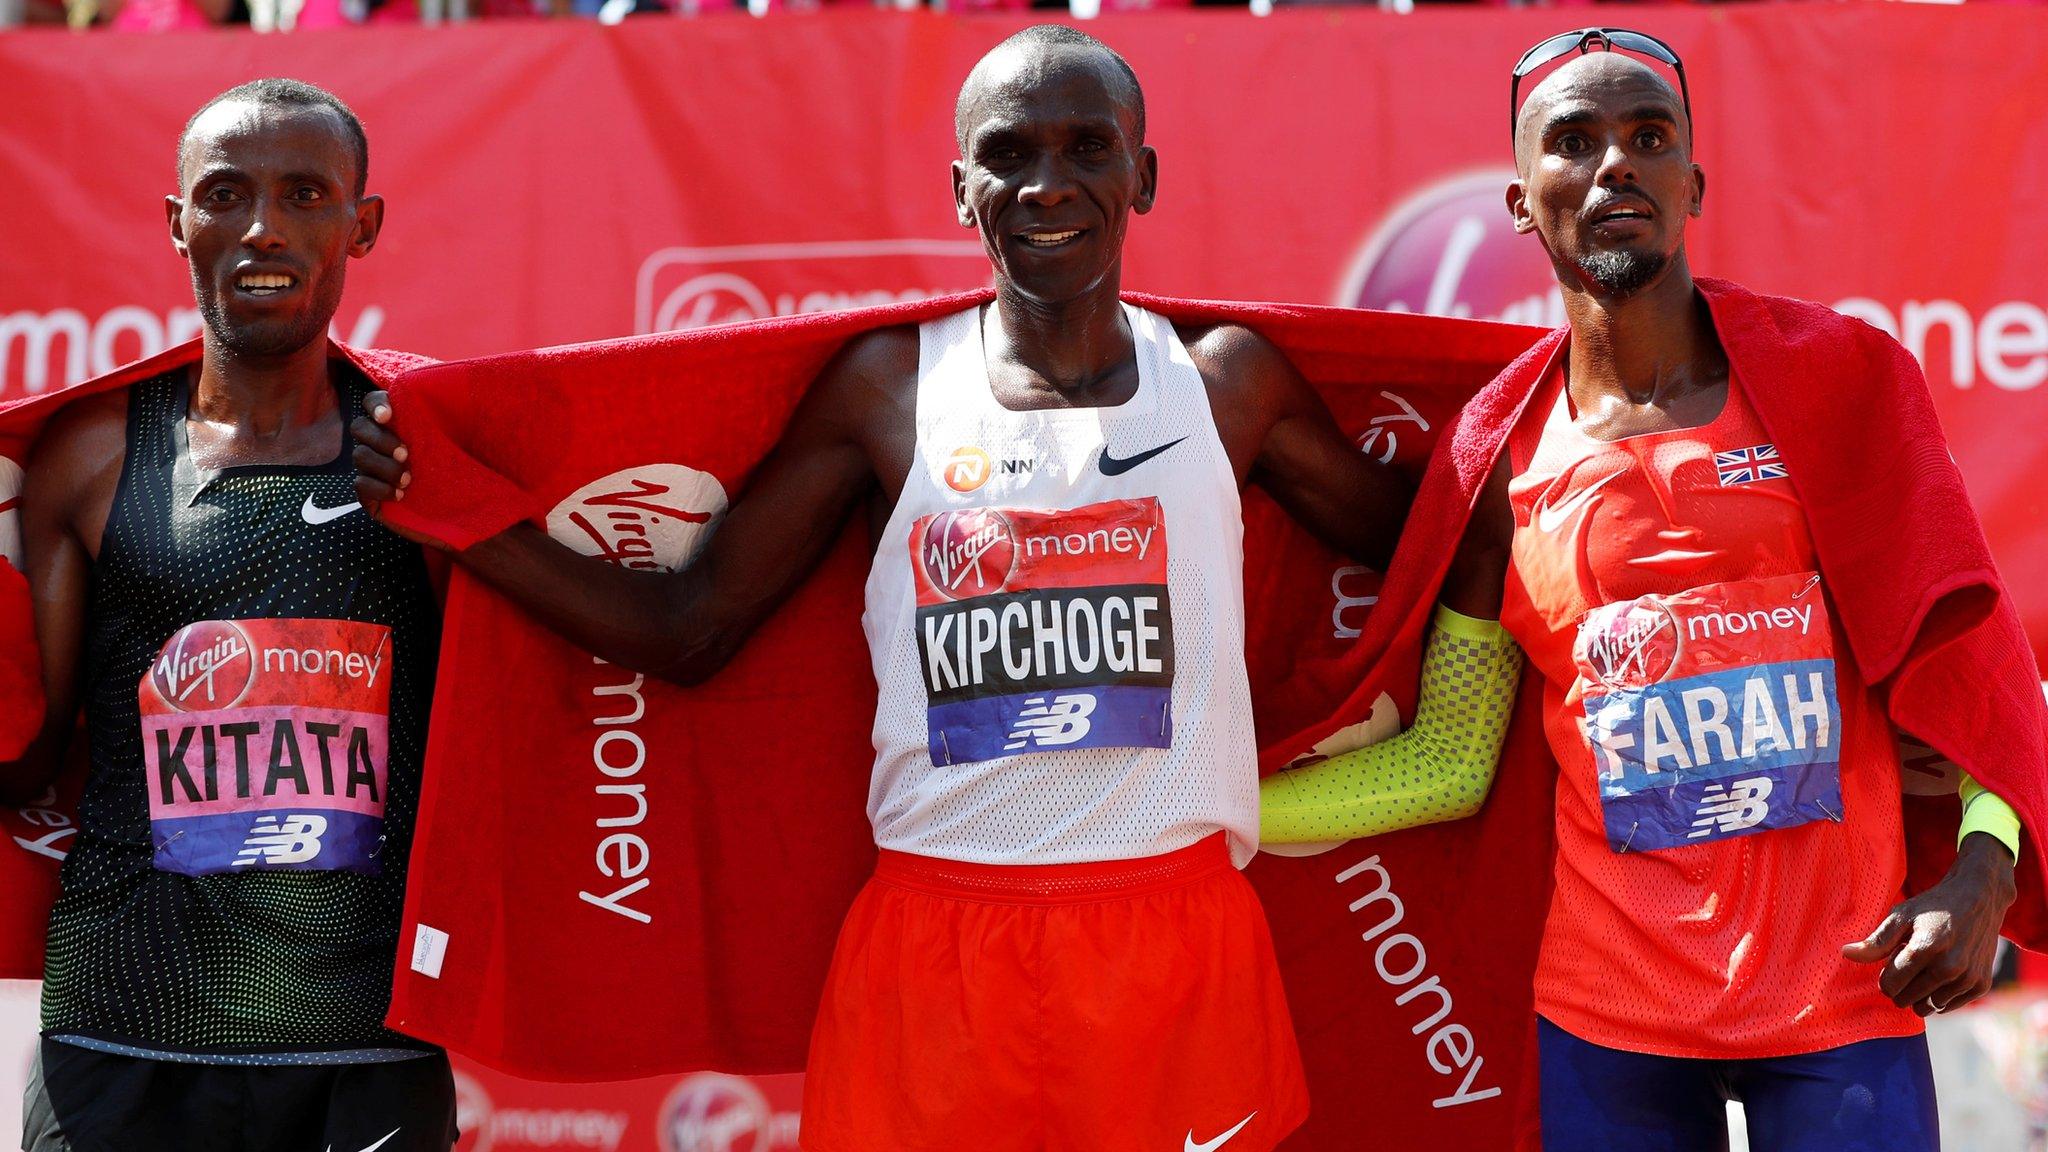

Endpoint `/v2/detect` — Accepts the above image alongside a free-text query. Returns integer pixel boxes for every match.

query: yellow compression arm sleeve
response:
[1958,771,2022,862]
[1260,607,1523,844]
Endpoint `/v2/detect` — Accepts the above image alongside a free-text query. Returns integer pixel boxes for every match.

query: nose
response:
[240,194,288,252]
[1016,154,1076,208]
[1594,138,1639,189]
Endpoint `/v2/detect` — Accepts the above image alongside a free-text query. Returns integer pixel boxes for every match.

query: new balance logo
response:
[301,496,362,525]
[1003,694,1097,751]
[233,813,329,866]
[1687,777,1774,838]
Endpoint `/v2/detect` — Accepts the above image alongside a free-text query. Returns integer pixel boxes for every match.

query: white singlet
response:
[862,303,1259,866]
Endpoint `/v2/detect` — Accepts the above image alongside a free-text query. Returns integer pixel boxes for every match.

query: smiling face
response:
[1507,53,1703,301]
[951,42,1157,308]
[168,99,382,359]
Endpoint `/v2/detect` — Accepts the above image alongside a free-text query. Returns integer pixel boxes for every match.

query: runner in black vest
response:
[4,79,455,1152]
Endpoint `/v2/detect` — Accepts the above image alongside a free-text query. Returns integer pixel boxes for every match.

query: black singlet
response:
[40,364,439,1056]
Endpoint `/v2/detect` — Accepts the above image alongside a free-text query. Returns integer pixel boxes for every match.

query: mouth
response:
[1013,228,1086,250]
[233,270,299,298]
[1587,200,1655,229]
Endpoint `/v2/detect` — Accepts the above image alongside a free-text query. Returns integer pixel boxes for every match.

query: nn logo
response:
[943,447,1036,494]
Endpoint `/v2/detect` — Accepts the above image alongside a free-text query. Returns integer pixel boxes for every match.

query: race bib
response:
[141,618,392,876]
[911,498,1175,765]
[1574,572,1841,853]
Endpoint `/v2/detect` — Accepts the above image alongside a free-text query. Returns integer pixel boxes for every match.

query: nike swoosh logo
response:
[1098,436,1187,476]
[302,495,363,525]
[1532,468,1626,533]
[325,1129,400,1152]
[1186,1111,1257,1152]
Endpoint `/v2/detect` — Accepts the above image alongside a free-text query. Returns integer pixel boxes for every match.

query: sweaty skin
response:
[353,39,1438,686]
[1497,51,2015,1019]
[3,99,383,805]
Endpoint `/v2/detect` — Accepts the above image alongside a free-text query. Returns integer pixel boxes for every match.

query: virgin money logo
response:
[546,464,730,573]
[1579,599,1682,692]
[635,240,990,335]
[150,620,255,711]
[661,1072,798,1152]
[0,454,22,570]
[920,508,1016,600]
[1341,170,1562,328]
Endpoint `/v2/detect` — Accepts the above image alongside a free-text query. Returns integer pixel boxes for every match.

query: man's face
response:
[168,101,382,359]
[1507,54,1702,300]
[952,47,1156,306]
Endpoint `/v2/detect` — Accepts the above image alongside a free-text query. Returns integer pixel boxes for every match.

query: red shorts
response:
[800,833,1309,1152]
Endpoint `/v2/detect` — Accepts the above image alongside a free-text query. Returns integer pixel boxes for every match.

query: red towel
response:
[0,339,431,980]
[378,292,1559,1147]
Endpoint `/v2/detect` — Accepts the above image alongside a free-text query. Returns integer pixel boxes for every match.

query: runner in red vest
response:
[1264,30,2032,1152]
[353,25,1522,1152]
[3,81,455,1152]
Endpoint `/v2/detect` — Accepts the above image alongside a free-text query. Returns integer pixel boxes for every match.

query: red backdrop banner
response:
[4,7,2044,658]
[4,9,2047,1149]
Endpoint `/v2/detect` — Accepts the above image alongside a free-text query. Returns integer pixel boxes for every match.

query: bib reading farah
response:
[865,305,1257,866]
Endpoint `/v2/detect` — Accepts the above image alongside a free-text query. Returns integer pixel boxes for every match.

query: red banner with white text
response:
[4,9,2048,1147]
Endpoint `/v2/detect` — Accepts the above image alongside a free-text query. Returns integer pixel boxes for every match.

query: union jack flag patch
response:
[1715,444,1787,486]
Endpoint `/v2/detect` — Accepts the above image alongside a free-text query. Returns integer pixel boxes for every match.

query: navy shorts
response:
[1538,1017,1939,1152]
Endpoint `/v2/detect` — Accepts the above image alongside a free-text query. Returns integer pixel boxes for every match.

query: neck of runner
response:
[986,282,1138,404]
[190,334,339,441]
[1562,257,1726,410]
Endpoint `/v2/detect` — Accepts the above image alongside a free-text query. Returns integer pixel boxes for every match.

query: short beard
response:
[1575,248,1667,300]
[195,283,336,361]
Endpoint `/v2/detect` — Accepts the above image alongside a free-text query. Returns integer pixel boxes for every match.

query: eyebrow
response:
[1540,102,1681,138]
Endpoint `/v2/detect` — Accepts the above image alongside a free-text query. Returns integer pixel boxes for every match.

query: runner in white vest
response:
[353,25,1518,1152]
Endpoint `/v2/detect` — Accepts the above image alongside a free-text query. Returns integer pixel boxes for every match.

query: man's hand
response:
[1842,832,2017,1016]
[348,391,446,552]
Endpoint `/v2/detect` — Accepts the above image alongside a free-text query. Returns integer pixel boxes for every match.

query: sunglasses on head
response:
[1510,27,1692,143]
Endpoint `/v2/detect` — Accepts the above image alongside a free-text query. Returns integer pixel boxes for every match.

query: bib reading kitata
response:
[141,618,392,875]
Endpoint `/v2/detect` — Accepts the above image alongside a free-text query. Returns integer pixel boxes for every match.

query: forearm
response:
[1261,607,1523,843]
[459,523,732,683]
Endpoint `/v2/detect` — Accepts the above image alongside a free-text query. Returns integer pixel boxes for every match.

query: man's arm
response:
[1183,325,1411,573]
[2,393,124,805]
[352,328,916,685]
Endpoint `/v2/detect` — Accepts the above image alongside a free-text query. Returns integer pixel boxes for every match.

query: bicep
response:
[1250,380,1410,571]
[686,402,877,632]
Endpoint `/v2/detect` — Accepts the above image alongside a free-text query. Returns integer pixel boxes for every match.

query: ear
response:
[951,160,975,229]
[1690,164,1706,218]
[1132,145,1158,216]
[1506,178,1537,236]
[350,194,385,258]
[166,195,190,259]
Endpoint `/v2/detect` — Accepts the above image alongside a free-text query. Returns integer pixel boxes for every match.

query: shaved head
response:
[955,25,1145,153]
[1514,53,1686,171]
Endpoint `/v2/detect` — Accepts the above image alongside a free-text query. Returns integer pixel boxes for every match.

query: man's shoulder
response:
[24,386,129,513]
[1169,320,1293,395]
[813,323,922,401]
